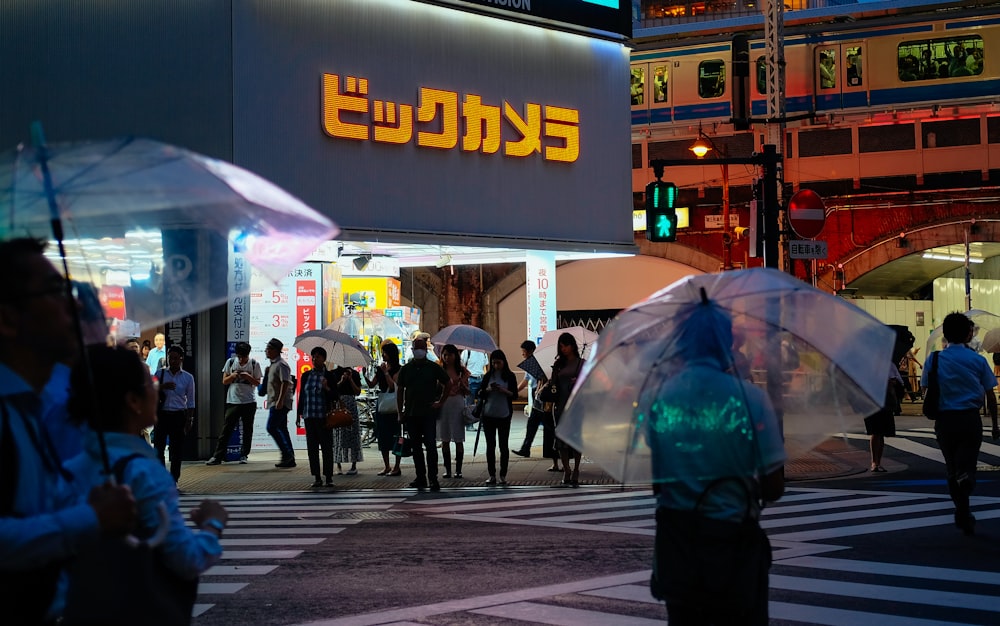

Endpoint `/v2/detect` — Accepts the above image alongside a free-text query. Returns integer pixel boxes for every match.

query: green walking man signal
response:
[645,180,678,242]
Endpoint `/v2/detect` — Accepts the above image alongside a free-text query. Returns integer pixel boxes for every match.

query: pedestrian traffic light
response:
[645,181,678,242]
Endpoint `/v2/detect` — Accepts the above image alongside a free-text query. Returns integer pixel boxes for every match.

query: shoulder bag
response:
[63,454,198,626]
[922,351,940,420]
[377,377,398,414]
[325,399,354,429]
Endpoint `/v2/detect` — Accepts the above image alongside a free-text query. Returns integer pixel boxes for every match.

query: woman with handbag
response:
[62,345,228,625]
[330,360,364,475]
[477,349,519,485]
[296,347,338,488]
[366,340,403,477]
[550,332,585,487]
[435,344,470,479]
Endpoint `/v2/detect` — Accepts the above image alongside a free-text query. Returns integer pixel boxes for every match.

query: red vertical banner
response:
[295,280,317,436]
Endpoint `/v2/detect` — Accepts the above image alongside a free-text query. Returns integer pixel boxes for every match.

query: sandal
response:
[388,469,402,476]
[377,469,390,476]
[873,465,887,473]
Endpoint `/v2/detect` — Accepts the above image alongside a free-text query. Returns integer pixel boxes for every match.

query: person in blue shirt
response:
[145,332,167,371]
[62,344,227,623]
[0,238,136,623]
[154,345,197,482]
[921,312,999,536]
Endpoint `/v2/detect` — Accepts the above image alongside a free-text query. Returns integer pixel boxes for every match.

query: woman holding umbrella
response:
[551,333,585,487]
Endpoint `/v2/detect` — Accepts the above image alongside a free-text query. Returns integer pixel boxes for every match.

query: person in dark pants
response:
[206,342,261,465]
[296,347,336,488]
[511,340,560,471]
[264,338,296,468]
[154,345,196,482]
[396,337,449,491]
[478,349,519,485]
[922,313,1000,536]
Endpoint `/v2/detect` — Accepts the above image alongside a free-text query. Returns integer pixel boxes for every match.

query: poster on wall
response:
[247,262,324,450]
[526,251,556,346]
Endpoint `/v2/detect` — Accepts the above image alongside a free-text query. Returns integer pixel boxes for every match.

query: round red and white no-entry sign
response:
[787,189,826,239]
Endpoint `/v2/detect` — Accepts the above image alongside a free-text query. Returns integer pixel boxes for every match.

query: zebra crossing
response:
[845,424,1000,469]
[178,491,407,618]
[379,486,1000,625]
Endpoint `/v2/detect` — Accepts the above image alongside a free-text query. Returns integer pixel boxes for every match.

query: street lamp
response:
[688,127,733,270]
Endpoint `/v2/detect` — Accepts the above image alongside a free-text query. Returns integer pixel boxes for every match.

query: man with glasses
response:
[0,238,136,623]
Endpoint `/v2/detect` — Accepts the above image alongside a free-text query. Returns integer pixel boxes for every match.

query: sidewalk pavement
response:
[177,408,914,495]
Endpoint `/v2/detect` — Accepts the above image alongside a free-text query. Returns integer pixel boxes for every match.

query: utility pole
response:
[763,0,787,272]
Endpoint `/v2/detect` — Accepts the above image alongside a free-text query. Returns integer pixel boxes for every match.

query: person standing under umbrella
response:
[477,349,519,485]
[0,238,137,624]
[512,340,559,472]
[551,333,585,486]
[330,360,363,475]
[921,312,999,536]
[264,338,296,468]
[436,344,470,479]
[647,302,785,625]
[296,347,337,488]
[396,337,449,491]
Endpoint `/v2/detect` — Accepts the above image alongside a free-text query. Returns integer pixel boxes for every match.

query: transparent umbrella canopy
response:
[556,268,897,484]
[0,133,339,333]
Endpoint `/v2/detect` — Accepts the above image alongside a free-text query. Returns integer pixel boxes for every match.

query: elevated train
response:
[630,4,999,128]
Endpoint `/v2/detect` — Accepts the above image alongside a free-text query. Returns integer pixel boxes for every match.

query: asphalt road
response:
[186,410,1000,625]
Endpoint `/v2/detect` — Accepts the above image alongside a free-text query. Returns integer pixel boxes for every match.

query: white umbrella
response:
[533,326,599,371]
[328,312,405,339]
[293,328,372,368]
[430,324,497,353]
[925,309,1000,355]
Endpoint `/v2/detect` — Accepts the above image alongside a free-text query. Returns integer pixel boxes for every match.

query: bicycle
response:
[356,392,378,447]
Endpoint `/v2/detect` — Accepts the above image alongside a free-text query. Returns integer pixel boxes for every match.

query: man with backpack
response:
[206,342,262,466]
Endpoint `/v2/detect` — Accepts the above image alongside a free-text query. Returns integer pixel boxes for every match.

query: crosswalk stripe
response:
[765,494,918,515]
[770,507,1000,542]
[411,490,632,513]
[471,601,663,625]
[770,573,998,612]
[222,519,362,526]
[220,549,303,559]
[769,601,974,626]
[222,527,344,535]
[779,556,1000,585]
[203,565,277,576]
[198,582,248,594]
[220,538,326,546]
[762,500,956,529]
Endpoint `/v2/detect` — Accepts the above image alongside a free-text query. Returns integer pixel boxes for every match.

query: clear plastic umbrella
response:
[925,309,1000,355]
[0,131,339,333]
[532,326,599,371]
[294,328,372,368]
[328,312,405,340]
[430,324,497,353]
[556,268,897,484]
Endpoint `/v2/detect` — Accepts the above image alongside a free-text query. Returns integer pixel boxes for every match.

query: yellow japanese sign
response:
[322,73,580,163]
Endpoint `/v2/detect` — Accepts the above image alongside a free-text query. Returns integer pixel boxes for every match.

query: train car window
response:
[846,46,862,87]
[898,35,983,81]
[652,65,669,103]
[755,56,767,94]
[818,51,836,89]
[631,66,645,105]
[698,60,726,98]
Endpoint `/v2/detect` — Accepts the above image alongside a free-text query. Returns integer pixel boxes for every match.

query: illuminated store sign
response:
[322,73,580,163]
[440,0,631,38]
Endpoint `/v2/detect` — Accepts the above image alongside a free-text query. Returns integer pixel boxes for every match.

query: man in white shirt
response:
[206,342,262,465]
[154,345,196,482]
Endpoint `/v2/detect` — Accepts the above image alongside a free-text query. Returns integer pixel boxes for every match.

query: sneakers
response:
[511,448,530,458]
[429,479,441,492]
[239,455,248,464]
[498,476,508,485]
[275,459,296,468]
[485,476,497,485]
[310,479,323,488]
[205,457,222,466]
[409,479,428,489]
[325,477,335,487]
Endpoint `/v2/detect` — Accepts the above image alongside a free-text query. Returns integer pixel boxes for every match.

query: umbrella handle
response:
[122,501,170,549]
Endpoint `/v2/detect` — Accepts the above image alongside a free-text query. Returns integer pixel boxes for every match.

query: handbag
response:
[325,400,354,429]
[63,454,198,626]
[922,351,940,420]
[462,403,479,425]
[538,382,559,403]
[392,434,413,457]
[377,389,397,414]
